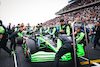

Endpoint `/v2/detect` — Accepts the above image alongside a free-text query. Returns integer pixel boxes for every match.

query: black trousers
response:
[10,38,16,51]
[0,33,11,54]
[94,36,100,48]
[0,45,11,54]
[54,46,81,67]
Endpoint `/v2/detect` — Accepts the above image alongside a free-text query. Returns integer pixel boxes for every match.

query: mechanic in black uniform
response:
[47,23,56,35]
[53,30,81,67]
[9,26,28,51]
[92,20,100,49]
[0,26,14,55]
[60,19,70,36]
[74,26,86,48]
[68,20,72,34]
[14,24,20,31]
[38,23,43,33]
[46,23,57,41]
[0,20,6,30]
[35,24,42,33]
[7,23,13,35]
[26,23,32,31]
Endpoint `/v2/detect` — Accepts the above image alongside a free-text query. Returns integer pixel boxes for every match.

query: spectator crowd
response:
[56,0,100,14]
[43,4,100,29]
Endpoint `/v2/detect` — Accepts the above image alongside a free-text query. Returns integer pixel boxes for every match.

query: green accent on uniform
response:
[34,26,42,33]
[60,25,62,30]
[34,26,37,31]
[29,27,32,31]
[45,28,56,35]
[76,32,85,42]
[14,28,18,31]
[57,39,63,52]
[60,25,70,35]
[52,28,56,35]
[77,44,85,57]
[0,26,5,34]
[40,27,42,33]
[45,28,50,33]
[66,26,70,35]
[17,32,23,37]
[60,52,72,61]
[22,31,27,34]
[11,51,15,55]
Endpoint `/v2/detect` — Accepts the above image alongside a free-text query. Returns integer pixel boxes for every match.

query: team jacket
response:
[9,30,23,38]
[75,31,85,43]
[7,25,12,31]
[0,26,5,34]
[60,24,70,35]
[0,26,8,46]
[34,26,42,33]
[26,26,32,31]
[59,34,72,49]
[14,26,20,31]
[45,27,56,35]
[0,25,6,32]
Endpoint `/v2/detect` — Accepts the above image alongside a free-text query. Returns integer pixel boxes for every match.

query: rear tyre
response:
[17,37,23,44]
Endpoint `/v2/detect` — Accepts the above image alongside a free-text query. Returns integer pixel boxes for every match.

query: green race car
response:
[23,32,85,62]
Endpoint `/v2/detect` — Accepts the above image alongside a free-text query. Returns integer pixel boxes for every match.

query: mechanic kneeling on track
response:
[0,26,14,55]
[53,30,81,67]
[9,26,28,51]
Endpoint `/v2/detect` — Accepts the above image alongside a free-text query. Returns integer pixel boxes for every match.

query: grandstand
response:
[55,0,100,15]
[43,0,100,27]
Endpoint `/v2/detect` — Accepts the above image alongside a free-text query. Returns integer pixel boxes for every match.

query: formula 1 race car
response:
[22,31,85,62]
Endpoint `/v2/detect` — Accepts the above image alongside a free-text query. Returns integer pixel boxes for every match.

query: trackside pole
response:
[72,21,77,67]
[83,22,91,67]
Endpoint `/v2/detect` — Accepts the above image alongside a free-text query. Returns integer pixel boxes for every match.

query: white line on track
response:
[92,63,100,67]
[80,57,89,61]
[80,57,100,67]
[14,53,18,67]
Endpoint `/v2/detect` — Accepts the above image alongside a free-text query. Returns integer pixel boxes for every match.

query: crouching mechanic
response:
[53,30,81,67]
[0,26,14,55]
[9,26,28,51]
[74,26,85,48]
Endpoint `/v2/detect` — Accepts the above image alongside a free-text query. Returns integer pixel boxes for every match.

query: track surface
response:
[0,42,100,67]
